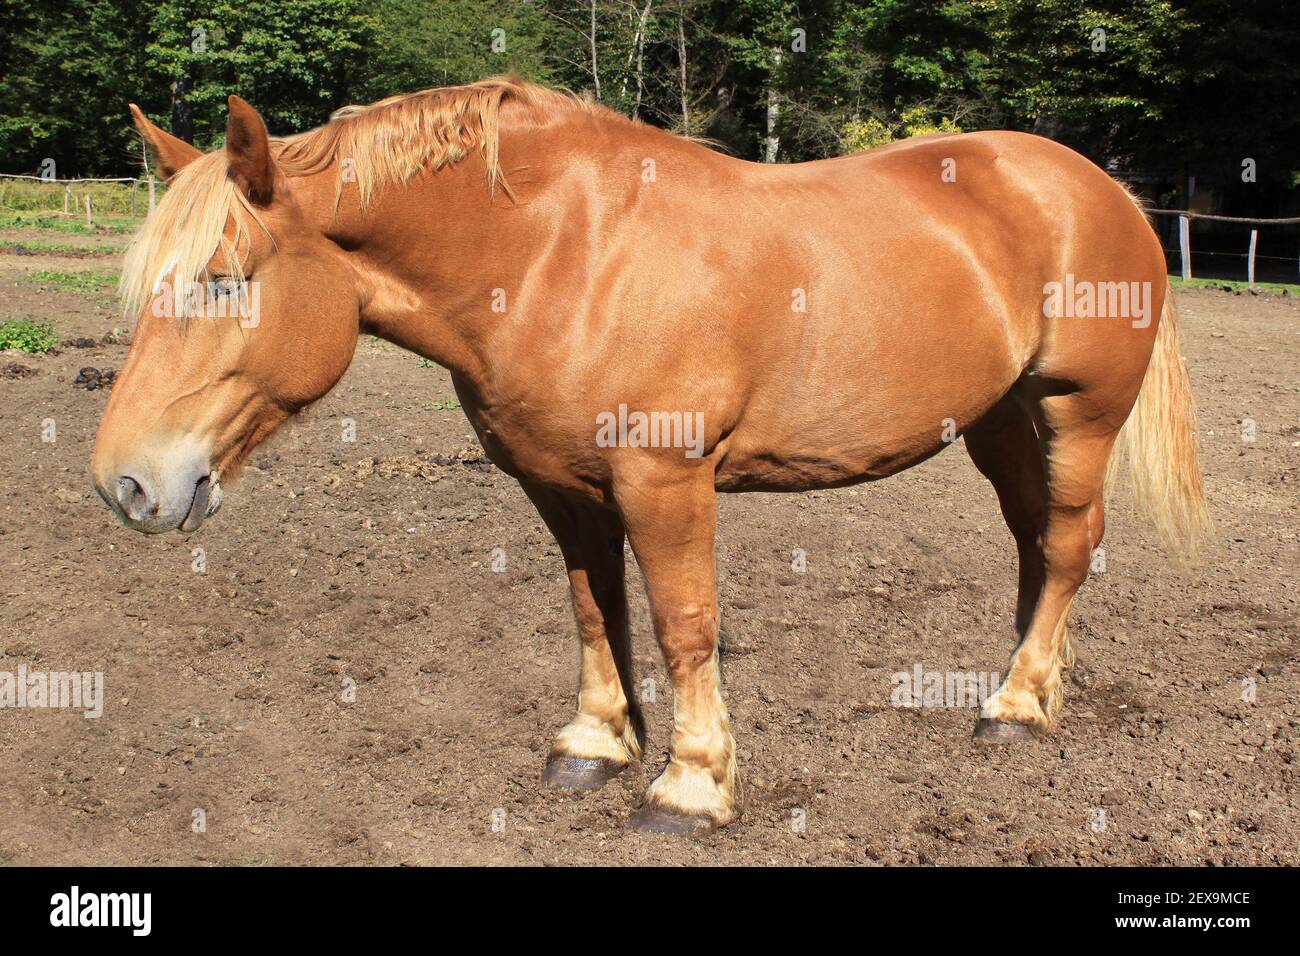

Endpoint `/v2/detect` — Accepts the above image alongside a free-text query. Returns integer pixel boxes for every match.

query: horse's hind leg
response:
[524,483,643,790]
[964,394,1048,643]
[965,391,1116,738]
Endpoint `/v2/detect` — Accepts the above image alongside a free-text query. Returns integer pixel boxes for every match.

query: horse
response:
[91,77,1209,835]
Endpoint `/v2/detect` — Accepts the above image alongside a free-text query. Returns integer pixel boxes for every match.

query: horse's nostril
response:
[116,475,152,517]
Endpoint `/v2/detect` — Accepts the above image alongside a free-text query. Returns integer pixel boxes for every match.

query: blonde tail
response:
[1105,284,1212,564]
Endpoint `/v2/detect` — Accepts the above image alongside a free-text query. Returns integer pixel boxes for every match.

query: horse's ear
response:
[129,104,202,181]
[225,95,275,203]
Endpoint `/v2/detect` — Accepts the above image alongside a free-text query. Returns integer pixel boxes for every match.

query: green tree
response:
[0,0,154,174]
[144,0,378,146]
[358,0,554,102]
[0,0,1293,203]
[983,0,1187,158]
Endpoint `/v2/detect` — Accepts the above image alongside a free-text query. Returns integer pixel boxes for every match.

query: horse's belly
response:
[713,420,958,492]
[713,323,1019,493]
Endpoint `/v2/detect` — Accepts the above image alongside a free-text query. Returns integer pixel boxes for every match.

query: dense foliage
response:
[1,0,1296,200]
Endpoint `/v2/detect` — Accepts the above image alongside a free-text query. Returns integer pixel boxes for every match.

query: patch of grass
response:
[0,179,158,216]
[1,239,124,256]
[1170,276,1300,297]
[23,269,119,294]
[0,317,58,354]
[0,211,138,235]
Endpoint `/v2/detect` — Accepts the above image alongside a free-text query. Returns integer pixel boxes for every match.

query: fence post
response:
[1178,215,1191,281]
[84,194,92,227]
[1247,229,1258,289]
[63,187,71,215]
[131,179,137,218]
[148,174,156,213]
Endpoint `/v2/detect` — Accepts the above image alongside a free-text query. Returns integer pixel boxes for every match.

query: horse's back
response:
[704,131,1165,490]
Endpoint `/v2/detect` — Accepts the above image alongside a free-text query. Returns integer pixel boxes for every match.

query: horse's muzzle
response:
[92,458,221,534]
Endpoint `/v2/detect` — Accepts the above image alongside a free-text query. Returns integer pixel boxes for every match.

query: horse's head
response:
[92,97,360,533]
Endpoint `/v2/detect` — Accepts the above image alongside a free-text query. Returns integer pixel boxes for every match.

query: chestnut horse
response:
[92,78,1208,835]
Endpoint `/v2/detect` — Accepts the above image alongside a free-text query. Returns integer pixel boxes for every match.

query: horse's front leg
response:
[615,461,738,835]
[524,483,644,790]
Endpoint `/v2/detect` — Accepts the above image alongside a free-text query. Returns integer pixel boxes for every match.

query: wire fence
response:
[0,173,159,224]
[1148,209,1299,287]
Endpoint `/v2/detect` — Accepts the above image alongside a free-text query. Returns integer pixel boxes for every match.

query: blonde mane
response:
[121,77,592,322]
[278,76,588,205]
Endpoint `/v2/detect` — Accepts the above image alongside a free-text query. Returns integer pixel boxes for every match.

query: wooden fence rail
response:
[0,172,158,220]
[1145,209,1299,288]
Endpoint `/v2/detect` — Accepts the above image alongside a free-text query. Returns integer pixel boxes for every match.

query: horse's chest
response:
[450,385,521,470]
[449,379,601,493]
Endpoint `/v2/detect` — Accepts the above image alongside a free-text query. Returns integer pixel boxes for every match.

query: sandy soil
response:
[0,232,1296,865]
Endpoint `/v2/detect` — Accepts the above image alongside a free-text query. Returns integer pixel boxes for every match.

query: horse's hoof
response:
[626,804,715,837]
[541,755,626,791]
[973,718,1037,743]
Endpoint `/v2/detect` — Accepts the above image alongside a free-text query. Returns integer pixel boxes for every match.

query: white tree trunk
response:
[765,47,782,163]
[626,0,653,117]
[590,0,602,100]
[678,14,690,131]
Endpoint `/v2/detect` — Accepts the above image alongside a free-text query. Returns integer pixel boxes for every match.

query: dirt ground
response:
[0,228,1296,866]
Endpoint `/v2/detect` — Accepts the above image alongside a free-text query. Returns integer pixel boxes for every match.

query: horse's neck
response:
[312,110,691,381]
[313,145,538,380]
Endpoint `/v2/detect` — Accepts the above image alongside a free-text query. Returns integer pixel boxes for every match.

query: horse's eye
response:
[211,276,239,297]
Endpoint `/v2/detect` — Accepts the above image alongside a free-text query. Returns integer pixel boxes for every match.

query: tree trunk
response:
[621,0,653,118]
[678,14,689,131]
[764,47,782,163]
[589,0,602,100]
[170,74,194,143]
